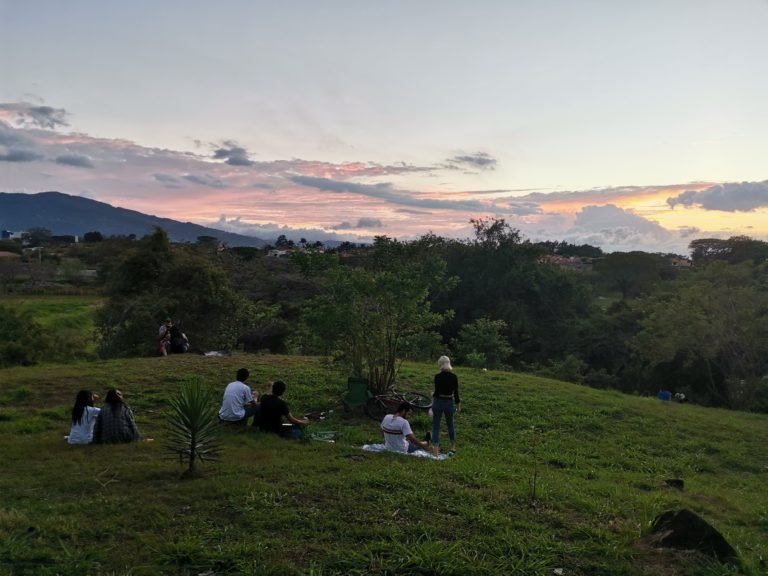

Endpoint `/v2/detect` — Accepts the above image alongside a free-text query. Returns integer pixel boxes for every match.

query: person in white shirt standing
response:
[380,402,430,453]
[218,368,259,425]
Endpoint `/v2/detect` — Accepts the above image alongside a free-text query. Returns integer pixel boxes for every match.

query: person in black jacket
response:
[431,355,460,456]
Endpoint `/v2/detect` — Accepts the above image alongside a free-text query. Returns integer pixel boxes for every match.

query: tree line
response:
[1,224,767,412]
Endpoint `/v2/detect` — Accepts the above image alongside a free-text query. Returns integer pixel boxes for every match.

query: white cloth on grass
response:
[361,443,453,461]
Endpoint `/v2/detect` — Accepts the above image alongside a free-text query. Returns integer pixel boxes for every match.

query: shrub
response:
[166,379,222,478]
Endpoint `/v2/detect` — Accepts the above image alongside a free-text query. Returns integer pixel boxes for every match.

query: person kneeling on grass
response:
[381,402,430,454]
[258,380,309,438]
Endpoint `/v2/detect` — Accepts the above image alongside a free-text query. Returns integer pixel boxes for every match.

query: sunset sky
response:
[2,1,768,253]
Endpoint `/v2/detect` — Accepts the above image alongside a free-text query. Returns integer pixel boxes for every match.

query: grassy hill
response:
[0,354,765,575]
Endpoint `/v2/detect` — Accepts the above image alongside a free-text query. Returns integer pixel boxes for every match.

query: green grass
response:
[0,354,766,575]
[0,294,102,357]
[0,295,102,331]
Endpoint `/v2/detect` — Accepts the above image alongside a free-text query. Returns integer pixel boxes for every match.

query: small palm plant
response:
[166,379,222,478]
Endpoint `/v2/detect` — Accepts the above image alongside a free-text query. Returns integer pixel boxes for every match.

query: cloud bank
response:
[666,181,768,212]
[2,98,766,253]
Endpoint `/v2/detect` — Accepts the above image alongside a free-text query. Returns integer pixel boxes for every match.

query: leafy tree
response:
[593,251,661,300]
[451,317,514,369]
[97,228,257,356]
[632,261,768,409]
[536,240,603,258]
[275,234,294,248]
[82,231,104,243]
[430,219,593,366]
[25,227,52,247]
[166,379,222,478]
[304,236,451,393]
[0,306,48,367]
[0,305,91,366]
[689,236,768,266]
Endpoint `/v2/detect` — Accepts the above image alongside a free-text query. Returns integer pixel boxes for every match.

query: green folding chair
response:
[342,377,370,411]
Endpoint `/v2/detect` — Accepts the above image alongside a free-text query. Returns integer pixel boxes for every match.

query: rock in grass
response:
[649,509,738,564]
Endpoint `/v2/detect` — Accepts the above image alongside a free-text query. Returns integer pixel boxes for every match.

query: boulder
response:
[649,509,738,564]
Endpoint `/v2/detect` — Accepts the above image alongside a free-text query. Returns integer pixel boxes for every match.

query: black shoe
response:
[424,432,431,442]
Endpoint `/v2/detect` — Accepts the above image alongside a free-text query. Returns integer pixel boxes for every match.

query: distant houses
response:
[543,255,594,271]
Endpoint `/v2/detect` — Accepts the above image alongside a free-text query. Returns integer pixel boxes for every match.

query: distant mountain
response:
[0,191,267,247]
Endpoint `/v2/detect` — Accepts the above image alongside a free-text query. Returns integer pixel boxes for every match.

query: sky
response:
[2,0,768,254]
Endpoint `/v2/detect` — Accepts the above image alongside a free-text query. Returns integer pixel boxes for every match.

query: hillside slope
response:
[0,191,266,246]
[0,355,765,575]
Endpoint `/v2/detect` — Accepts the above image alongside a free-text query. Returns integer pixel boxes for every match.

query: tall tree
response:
[96,228,259,356]
[304,236,451,393]
[632,261,768,409]
[593,251,661,300]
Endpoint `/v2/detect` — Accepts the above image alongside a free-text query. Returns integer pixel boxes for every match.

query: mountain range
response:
[0,191,266,247]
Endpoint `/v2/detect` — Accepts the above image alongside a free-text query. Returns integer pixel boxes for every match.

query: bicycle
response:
[364,387,432,420]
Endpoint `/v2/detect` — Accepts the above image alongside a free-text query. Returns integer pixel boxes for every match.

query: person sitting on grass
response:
[218,368,260,426]
[158,318,172,356]
[381,401,430,454]
[258,380,310,437]
[92,389,141,444]
[67,390,101,445]
[169,321,190,354]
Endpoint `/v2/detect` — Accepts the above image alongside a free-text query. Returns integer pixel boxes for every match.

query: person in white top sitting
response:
[67,390,101,444]
[218,368,259,425]
[380,402,430,453]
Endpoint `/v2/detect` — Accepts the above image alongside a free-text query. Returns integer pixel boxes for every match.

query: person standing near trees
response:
[431,355,460,456]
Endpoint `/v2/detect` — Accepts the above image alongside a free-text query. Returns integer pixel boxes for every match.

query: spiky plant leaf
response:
[165,379,222,475]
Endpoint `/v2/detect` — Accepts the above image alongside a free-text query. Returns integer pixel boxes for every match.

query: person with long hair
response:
[92,389,141,444]
[67,390,101,445]
[431,355,460,456]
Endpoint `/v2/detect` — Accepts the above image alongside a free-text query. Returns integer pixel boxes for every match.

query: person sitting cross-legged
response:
[381,402,430,454]
[218,368,259,426]
[92,389,141,444]
[258,380,309,437]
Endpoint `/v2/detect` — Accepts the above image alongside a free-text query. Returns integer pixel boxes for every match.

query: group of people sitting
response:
[158,318,190,356]
[218,368,310,437]
[67,389,141,445]
[67,354,461,456]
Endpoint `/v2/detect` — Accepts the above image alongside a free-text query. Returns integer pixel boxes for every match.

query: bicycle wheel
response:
[400,391,432,410]
[365,397,390,420]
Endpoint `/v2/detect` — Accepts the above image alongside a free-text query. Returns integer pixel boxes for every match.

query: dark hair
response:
[104,389,124,408]
[396,401,413,414]
[71,390,94,425]
[271,380,286,396]
[236,368,250,382]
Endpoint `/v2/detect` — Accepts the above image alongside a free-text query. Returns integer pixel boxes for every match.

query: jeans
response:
[431,398,455,447]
